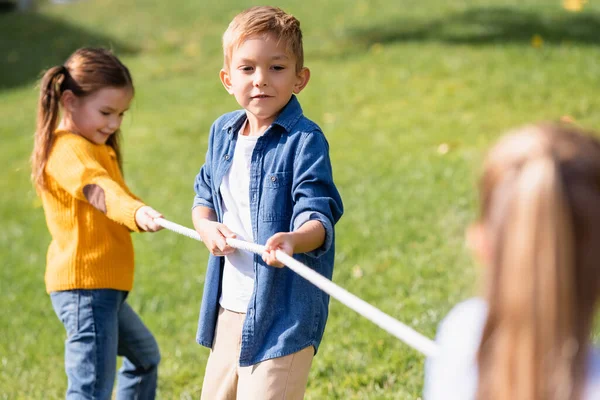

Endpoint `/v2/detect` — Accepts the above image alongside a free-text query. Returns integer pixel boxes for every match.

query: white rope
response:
[155,217,439,358]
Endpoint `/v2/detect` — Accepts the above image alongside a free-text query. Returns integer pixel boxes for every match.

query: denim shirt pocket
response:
[261,171,293,221]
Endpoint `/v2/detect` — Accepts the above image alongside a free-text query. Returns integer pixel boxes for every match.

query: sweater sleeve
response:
[46,134,145,232]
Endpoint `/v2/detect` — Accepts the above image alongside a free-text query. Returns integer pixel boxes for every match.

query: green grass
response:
[2,0,600,398]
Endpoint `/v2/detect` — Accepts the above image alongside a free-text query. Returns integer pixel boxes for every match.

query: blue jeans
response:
[50,289,160,400]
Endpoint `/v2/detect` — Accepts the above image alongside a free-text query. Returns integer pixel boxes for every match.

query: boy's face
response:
[220,34,309,130]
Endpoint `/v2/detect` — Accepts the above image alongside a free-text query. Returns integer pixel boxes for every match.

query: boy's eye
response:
[272,65,285,71]
[100,111,110,116]
[240,66,254,72]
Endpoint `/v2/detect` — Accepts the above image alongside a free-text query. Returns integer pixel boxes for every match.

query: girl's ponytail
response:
[31,65,68,189]
[478,153,577,400]
[475,124,600,400]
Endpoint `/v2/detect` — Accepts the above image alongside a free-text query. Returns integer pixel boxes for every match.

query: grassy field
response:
[2,0,600,398]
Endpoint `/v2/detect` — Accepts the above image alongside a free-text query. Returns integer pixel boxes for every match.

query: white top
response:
[218,126,259,313]
[424,297,600,400]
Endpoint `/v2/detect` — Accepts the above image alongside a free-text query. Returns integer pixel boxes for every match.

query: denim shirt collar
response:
[221,95,303,135]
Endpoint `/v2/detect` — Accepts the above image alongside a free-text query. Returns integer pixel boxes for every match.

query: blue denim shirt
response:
[192,95,344,366]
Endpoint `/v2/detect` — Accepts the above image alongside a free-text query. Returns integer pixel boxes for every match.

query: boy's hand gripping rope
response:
[154,218,439,358]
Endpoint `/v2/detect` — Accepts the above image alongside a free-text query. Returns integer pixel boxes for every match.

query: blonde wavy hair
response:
[222,6,304,72]
[476,123,600,400]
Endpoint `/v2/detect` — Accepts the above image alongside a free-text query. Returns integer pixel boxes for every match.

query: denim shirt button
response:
[224,154,230,161]
[270,176,276,182]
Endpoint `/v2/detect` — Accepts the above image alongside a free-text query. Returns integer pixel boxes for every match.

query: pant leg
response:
[200,307,245,400]
[237,346,314,400]
[114,301,160,400]
[50,289,124,400]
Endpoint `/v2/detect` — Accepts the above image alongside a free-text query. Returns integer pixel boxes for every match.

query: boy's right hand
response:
[195,220,236,256]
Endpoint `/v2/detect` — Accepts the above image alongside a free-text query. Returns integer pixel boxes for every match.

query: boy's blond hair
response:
[222,6,304,72]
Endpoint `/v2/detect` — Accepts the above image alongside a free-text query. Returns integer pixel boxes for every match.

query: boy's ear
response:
[219,69,234,94]
[293,67,310,94]
[60,90,78,113]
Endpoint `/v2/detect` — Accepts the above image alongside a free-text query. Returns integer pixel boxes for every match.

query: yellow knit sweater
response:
[41,130,145,293]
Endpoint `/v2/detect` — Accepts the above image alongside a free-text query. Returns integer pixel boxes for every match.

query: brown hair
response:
[31,47,133,189]
[476,123,600,400]
[222,6,304,72]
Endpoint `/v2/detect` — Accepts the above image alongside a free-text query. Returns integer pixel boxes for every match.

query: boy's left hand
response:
[263,232,294,268]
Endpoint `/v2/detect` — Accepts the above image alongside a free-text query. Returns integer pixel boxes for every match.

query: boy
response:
[191,6,343,400]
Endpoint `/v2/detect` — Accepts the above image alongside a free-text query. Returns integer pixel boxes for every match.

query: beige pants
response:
[200,307,314,400]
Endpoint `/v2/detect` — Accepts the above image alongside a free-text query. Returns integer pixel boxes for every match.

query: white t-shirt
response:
[218,127,259,313]
[424,297,600,400]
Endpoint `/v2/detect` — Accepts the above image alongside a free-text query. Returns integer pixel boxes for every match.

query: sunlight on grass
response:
[2,0,600,398]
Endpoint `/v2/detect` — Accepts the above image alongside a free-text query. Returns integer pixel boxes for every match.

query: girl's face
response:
[467,222,491,268]
[62,86,133,145]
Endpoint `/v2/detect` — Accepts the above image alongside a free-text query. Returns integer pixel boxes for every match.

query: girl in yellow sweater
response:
[31,48,163,399]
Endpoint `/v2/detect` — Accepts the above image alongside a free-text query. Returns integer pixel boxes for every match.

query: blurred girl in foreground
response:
[425,123,600,400]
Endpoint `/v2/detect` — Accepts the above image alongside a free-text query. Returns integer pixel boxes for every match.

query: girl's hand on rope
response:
[263,232,294,268]
[135,206,164,232]
[196,220,236,257]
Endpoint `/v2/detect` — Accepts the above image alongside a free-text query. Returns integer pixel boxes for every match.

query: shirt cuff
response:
[293,211,333,258]
[192,195,214,211]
